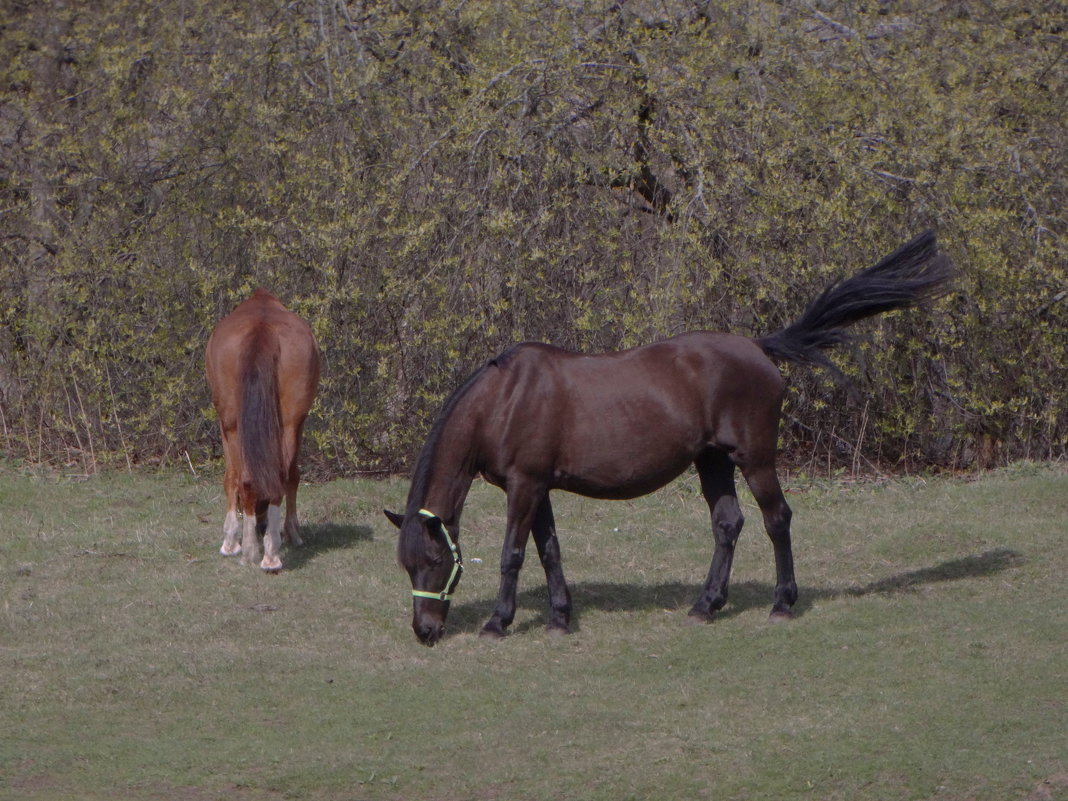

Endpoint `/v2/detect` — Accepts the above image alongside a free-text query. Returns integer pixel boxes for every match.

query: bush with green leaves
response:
[1,1,1064,475]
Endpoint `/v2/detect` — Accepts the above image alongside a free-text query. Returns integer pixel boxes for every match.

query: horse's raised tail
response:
[757,230,954,368]
[239,329,285,504]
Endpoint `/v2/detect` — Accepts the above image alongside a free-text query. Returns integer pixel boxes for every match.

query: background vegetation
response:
[2,463,1066,800]
[1,0,1065,476]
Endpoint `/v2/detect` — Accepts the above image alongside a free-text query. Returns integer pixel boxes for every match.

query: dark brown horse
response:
[206,289,320,571]
[386,231,952,645]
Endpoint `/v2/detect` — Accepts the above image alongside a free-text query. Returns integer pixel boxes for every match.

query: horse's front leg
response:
[530,495,572,635]
[480,483,541,639]
[239,502,261,566]
[259,503,284,572]
[281,429,304,547]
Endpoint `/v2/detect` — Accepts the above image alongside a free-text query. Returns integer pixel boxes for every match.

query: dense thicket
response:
[1,0,1064,475]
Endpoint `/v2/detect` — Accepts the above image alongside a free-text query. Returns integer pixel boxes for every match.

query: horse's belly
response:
[550,439,698,500]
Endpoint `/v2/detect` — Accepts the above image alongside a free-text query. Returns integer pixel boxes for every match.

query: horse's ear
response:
[383,509,404,529]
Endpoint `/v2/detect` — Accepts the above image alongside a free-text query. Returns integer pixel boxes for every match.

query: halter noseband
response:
[410,508,464,602]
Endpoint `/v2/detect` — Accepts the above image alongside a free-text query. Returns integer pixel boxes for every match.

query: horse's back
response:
[483,333,782,414]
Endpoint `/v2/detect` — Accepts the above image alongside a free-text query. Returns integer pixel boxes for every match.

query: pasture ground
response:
[1,461,1066,801]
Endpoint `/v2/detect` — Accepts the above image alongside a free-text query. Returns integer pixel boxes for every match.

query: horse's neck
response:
[414,414,478,525]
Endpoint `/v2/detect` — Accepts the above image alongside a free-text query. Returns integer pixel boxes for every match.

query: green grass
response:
[1,462,1066,801]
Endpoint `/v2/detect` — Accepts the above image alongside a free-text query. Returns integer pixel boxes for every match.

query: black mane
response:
[403,357,499,519]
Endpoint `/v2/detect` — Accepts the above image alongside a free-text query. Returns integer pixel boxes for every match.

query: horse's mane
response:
[403,353,510,519]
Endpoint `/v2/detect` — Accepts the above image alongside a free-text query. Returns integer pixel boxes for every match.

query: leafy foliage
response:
[1,1,1064,474]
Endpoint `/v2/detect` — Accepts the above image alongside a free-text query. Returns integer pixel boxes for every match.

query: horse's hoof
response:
[220,544,241,557]
[260,558,283,573]
[546,623,571,637]
[686,610,715,625]
[768,608,795,623]
[479,624,507,640]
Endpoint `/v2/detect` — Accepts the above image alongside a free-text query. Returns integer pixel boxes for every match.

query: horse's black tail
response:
[239,328,285,504]
[757,230,953,368]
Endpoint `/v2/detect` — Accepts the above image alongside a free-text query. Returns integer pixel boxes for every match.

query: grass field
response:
[1,461,1066,801]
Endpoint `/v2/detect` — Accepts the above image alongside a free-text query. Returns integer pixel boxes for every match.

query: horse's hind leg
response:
[220,435,242,556]
[689,448,745,623]
[743,464,796,621]
[531,495,572,635]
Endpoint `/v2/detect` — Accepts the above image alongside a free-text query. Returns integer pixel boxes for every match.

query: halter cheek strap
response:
[411,508,464,602]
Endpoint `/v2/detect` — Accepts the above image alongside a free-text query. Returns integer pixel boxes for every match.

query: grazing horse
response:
[386,231,953,645]
[206,289,320,571]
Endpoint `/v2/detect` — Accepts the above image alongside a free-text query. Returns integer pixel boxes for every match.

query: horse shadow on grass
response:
[442,548,1024,638]
[281,523,373,571]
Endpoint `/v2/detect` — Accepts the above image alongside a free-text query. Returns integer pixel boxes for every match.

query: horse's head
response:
[385,508,463,646]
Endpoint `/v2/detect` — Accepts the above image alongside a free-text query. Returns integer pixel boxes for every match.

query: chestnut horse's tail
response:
[239,328,285,504]
[757,230,953,369]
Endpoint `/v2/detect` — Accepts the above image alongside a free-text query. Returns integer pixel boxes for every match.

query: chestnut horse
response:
[386,231,952,645]
[206,289,320,571]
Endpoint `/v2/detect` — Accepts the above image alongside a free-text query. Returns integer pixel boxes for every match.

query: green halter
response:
[410,508,464,602]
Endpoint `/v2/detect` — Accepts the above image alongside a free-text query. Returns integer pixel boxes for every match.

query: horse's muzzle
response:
[414,620,445,646]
